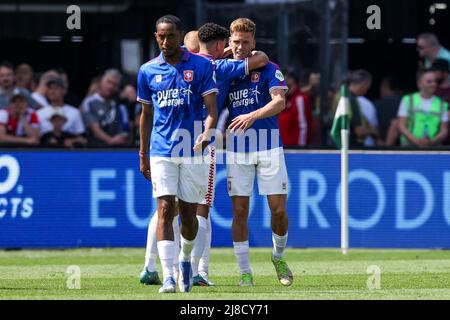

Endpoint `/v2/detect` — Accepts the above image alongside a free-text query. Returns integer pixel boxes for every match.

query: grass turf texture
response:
[1,248,450,300]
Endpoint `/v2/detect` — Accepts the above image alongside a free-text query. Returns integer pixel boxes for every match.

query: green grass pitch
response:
[1,248,450,300]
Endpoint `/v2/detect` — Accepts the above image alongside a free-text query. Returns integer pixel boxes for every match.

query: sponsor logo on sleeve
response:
[275,70,285,81]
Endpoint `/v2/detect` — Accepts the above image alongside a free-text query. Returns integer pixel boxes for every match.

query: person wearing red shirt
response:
[278,68,313,146]
[0,89,40,146]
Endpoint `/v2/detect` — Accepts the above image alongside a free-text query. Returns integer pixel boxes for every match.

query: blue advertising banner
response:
[1,150,450,248]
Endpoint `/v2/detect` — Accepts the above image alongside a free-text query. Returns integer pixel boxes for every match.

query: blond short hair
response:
[230,18,256,37]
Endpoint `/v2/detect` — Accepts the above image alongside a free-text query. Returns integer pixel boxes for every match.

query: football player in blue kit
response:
[224,18,293,287]
[137,15,218,293]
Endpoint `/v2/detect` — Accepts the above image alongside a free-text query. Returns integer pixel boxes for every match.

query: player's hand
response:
[222,46,233,58]
[228,113,256,133]
[193,133,209,152]
[139,152,151,181]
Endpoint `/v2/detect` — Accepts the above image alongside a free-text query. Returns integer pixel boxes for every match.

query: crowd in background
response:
[1,32,449,149]
[0,62,141,148]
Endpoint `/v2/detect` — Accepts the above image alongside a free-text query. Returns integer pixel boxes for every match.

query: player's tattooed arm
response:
[194,93,218,152]
[228,89,286,132]
[139,102,153,180]
[247,51,269,72]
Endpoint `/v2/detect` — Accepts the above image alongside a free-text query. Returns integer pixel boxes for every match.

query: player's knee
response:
[233,204,249,219]
[179,214,195,225]
[158,200,175,223]
[271,207,287,221]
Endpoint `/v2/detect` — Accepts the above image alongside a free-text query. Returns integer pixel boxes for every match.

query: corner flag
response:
[330,84,350,255]
[330,84,350,148]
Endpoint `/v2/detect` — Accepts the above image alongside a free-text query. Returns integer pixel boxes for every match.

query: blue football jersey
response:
[225,62,288,152]
[137,49,218,157]
[197,54,248,117]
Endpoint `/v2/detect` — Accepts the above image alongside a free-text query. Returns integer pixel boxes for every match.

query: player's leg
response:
[227,151,256,286]
[150,156,179,293]
[257,147,293,286]
[177,158,207,292]
[231,196,253,286]
[192,204,210,286]
[177,200,198,292]
[198,215,213,284]
[140,210,162,285]
[156,195,177,293]
[172,206,180,282]
[193,145,216,286]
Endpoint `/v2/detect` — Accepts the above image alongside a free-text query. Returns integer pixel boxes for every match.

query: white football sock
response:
[233,241,251,274]
[144,210,158,272]
[191,216,208,276]
[199,216,212,275]
[272,232,288,260]
[157,240,174,280]
[179,235,195,262]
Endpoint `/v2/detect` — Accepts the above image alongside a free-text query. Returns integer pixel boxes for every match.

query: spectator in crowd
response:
[301,70,321,145]
[374,75,402,143]
[54,68,82,107]
[15,63,35,92]
[82,75,102,106]
[40,111,87,148]
[431,59,450,103]
[81,69,129,147]
[348,69,382,146]
[417,32,450,79]
[0,61,38,110]
[0,89,40,146]
[31,69,60,108]
[330,72,376,147]
[119,84,141,146]
[278,68,313,146]
[430,59,450,145]
[397,69,448,147]
[37,77,85,138]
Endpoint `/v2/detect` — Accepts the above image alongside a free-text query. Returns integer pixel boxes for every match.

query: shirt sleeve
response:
[29,112,40,129]
[137,65,153,104]
[267,63,288,94]
[73,109,86,135]
[397,97,408,117]
[200,60,219,97]
[0,110,8,125]
[442,102,449,122]
[81,98,99,127]
[216,58,248,81]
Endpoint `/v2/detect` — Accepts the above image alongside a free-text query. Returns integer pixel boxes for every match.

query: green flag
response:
[330,84,350,148]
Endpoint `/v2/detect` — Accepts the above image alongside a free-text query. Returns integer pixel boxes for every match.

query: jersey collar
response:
[158,47,190,65]
[197,52,213,60]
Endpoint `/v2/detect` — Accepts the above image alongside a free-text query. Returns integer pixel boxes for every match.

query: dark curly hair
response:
[198,22,229,43]
[155,15,183,32]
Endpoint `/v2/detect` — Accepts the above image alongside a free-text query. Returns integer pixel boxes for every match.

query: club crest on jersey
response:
[156,74,162,83]
[251,71,261,83]
[184,70,194,82]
